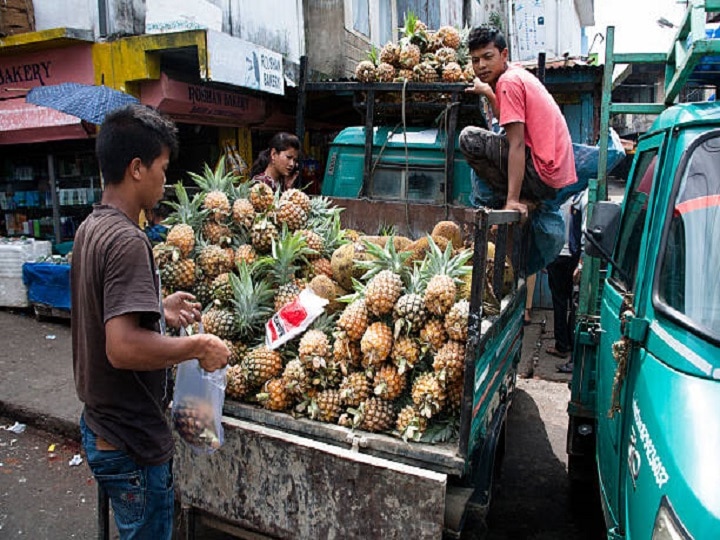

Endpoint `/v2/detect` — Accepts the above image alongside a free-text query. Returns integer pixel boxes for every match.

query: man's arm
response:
[504,122,528,216]
[465,78,499,117]
[106,313,229,372]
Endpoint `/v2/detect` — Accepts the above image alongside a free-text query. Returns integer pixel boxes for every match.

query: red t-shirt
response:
[497,64,577,189]
[71,205,172,466]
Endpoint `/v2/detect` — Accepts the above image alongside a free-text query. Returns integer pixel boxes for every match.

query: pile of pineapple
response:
[354,13,474,87]
[156,163,499,443]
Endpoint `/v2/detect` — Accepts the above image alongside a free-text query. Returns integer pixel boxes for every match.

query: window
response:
[379,0,394,45]
[657,135,720,339]
[353,0,370,36]
[612,149,658,292]
[397,0,440,30]
[371,165,444,203]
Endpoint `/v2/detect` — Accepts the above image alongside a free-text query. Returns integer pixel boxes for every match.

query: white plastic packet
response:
[266,288,328,350]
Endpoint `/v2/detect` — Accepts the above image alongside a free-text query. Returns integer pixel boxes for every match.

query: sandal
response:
[546,346,570,359]
[523,308,532,326]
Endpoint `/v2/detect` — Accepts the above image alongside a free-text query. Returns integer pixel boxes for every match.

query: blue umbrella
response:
[26,83,140,125]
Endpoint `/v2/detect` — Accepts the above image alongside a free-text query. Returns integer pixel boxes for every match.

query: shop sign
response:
[207,30,285,96]
[141,73,266,126]
[0,46,94,98]
[513,0,546,62]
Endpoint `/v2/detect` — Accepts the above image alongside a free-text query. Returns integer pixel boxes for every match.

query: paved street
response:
[0,308,603,539]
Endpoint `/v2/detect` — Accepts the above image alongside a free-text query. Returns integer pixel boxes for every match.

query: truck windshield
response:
[657,135,720,341]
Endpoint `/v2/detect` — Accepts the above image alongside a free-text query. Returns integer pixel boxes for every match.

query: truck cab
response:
[568,7,720,538]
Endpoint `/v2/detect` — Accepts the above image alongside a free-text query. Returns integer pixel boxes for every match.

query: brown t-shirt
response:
[71,205,173,465]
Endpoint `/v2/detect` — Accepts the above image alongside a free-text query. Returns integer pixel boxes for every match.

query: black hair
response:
[250,132,301,178]
[96,104,179,185]
[468,25,507,52]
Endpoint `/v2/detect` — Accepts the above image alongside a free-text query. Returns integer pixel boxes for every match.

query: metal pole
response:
[295,55,308,146]
[537,52,546,85]
[47,154,61,245]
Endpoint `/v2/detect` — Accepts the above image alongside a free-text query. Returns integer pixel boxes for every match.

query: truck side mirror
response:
[585,201,621,259]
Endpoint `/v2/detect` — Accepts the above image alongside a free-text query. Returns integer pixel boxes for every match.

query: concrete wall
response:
[33,0,96,33]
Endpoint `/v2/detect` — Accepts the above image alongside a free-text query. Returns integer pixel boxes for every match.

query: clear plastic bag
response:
[171,326,228,454]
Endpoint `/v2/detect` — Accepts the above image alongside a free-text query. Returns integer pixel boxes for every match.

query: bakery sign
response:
[206,30,285,96]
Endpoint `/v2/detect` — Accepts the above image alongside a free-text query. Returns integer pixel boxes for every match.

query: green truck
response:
[567,3,720,538]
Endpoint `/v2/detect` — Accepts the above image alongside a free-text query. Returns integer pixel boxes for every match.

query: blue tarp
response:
[22,263,71,310]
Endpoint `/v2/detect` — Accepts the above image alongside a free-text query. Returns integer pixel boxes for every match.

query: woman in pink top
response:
[459,25,577,218]
[249,132,301,192]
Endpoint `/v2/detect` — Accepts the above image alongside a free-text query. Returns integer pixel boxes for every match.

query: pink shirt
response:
[496,64,577,188]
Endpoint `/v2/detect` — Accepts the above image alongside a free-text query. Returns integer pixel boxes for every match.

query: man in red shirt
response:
[460,25,577,218]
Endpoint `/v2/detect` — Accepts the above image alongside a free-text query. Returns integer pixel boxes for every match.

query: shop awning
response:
[0,97,91,145]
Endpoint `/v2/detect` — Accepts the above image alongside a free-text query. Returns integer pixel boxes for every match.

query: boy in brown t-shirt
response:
[71,104,229,539]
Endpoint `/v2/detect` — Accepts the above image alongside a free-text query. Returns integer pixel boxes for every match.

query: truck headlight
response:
[651,496,691,540]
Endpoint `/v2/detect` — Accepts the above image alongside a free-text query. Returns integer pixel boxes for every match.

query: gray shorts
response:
[459,125,557,204]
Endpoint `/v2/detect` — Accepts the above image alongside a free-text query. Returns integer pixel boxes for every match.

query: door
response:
[595,135,664,531]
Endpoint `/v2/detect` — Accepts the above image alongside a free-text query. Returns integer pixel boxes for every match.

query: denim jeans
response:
[80,415,174,540]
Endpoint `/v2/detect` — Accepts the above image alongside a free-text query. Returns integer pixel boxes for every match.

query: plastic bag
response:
[266,288,329,350]
[171,326,228,454]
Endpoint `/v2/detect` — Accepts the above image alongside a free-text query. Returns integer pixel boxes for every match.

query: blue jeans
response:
[80,415,174,540]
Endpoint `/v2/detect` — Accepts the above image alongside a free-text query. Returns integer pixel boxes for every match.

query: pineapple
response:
[197,243,233,280]
[249,182,274,213]
[232,198,255,229]
[193,278,214,307]
[420,318,448,351]
[280,188,311,214]
[226,364,249,399]
[391,335,421,374]
[360,322,393,369]
[251,219,278,253]
[398,43,421,69]
[211,272,234,306]
[298,329,331,371]
[373,364,407,401]
[442,62,463,82]
[299,230,324,260]
[445,300,469,341]
[188,161,234,222]
[339,372,371,407]
[224,340,245,366]
[234,244,257,266]
[463,63,475,83]
[355,398,395,432]
[435,47,458,66]
[152,242,177,268]
[355,60,376,82]
[336,299,369,341]
[433,340,466,384]
[412,61,439,83]
[412,372,447,418]
[426,32,444,53]
[421,237,472,316]
[267,230,314,309]
[202,307,236,340]
[365,270,403,317]
[311,257,334,279]
[376,62,396,82]
[161,258,196,291]
[282,359,310,398]
[333,334,363,371]
[257,378,292,411]
[393,293,428,335]
[437,25,462,49]
[396,405,428,442]
[274,283,301,311]
[244,346,283,387]
[164,183,202,257]
[447,377,464,415]
[403,12,429,51]
[275,200,308,231]
[395,68,414,82]
[202,220,232,246]
[309,389,343,423]
[380,41,401,65]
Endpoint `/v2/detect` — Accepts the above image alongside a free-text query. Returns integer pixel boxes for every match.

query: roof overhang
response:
[0,27,94,56]
[0,98,91,145]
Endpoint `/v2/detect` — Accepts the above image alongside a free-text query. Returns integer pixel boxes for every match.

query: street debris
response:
[1,422,26,434]
[68,454,83,467]
[45,335,56,340]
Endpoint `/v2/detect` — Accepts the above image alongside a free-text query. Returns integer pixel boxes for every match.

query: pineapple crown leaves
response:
[356,236,413,284]
[337,277,366,304]
[187,160,236,196]
[367,44,379,65]
[403,11,428,48]
[228,261,275,340]
[163,183,205,226]
[268,228,315,285]
[419,235,472,284]
[230,180,251,202]
[310,211,348,257]
[310,311,339,335]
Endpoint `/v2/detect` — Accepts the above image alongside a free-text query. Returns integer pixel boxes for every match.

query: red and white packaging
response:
[266,288,329,350]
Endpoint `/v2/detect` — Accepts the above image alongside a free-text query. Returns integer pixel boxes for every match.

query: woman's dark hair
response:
[468,25,507,52]
[96,104,178,185]
[250,132,301,178]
